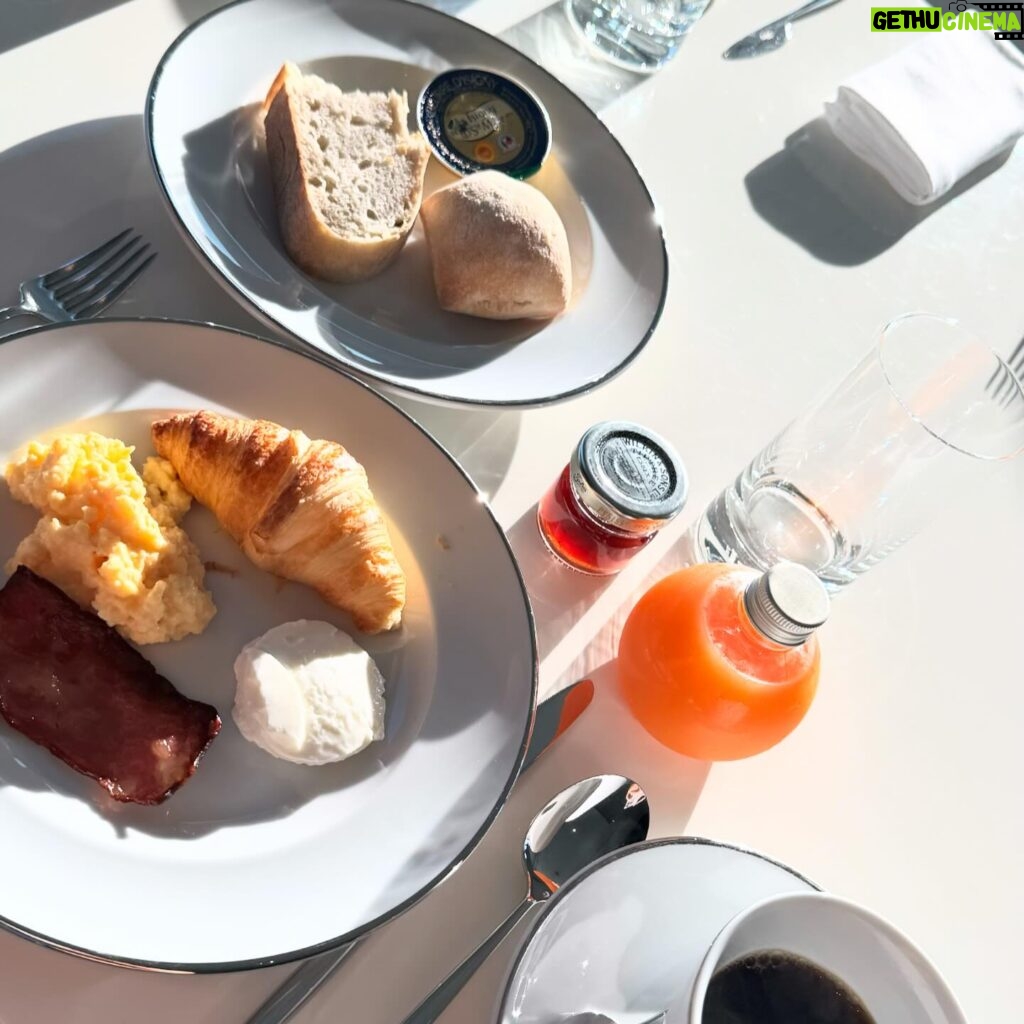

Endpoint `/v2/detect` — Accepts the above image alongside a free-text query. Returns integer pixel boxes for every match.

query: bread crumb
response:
[436,534,451,550]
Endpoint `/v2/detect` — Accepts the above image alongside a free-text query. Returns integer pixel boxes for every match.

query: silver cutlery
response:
[246,678,598,1024]
[0,229,156,325]
[401,774,650,1024]
[722,0,845,60]
[986,336,1024,407]
[1007,336,1024,383]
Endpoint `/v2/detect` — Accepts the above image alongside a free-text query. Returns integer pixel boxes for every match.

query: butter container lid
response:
[417,68,551,179]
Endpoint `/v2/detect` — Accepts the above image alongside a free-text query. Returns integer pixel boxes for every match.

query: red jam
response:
[537,466,655,575]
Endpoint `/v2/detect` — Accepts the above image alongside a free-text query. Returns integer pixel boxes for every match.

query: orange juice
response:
[617,562,828,760]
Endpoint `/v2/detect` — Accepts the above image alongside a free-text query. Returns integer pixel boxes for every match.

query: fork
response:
[0,229,156,325]
[987,335,1024,407]
[1006,336,1024,383]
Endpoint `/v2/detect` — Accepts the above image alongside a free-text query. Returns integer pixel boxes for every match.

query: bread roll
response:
[420,170,571,320]
[263,62,430,283]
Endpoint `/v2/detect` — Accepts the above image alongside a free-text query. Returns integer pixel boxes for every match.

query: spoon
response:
[722,0,845,60]
[402,775,650,1024]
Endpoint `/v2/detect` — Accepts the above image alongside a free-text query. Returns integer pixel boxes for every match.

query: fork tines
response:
[42,229,155,319]
[41,229,133,288]
[989,347,1024,411]
[1007,335,1024,381]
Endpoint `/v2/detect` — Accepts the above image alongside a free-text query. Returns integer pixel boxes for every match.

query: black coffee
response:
[702,950,876,1024]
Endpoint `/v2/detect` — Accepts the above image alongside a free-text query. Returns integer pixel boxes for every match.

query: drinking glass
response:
[564,0,712,72]
[696,314,1024,591]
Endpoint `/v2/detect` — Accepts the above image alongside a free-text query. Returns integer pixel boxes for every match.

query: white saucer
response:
[496,838,818,1024]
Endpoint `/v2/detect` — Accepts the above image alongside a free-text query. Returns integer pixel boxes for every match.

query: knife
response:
[246,678,596,1024]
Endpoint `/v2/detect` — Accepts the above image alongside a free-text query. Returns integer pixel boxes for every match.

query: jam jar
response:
[537,422,687,575]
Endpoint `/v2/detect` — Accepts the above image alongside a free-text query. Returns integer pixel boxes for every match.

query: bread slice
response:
[263,62,430,284]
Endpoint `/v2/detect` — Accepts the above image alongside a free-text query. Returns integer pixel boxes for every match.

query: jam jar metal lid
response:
[569,421,687,535]
[416,68,552,179]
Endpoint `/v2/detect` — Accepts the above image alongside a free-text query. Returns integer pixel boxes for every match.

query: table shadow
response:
[1,0,133,56]
[745,117,1014,266]
[0,114,262,337]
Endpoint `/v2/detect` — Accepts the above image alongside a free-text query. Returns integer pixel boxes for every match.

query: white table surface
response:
[1,1,1022,1021]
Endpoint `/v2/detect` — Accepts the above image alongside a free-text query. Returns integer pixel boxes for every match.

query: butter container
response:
[417,68,552,179]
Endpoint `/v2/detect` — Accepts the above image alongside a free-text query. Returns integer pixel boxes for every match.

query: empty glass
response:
[564,0,712,72]
[696,314,1024,591]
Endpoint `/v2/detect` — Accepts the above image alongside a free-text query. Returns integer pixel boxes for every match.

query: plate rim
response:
[0,315,539,974]
[143,0,670,409]
[495,835,821,1023]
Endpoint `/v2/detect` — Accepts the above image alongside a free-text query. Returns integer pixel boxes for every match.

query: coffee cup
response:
[689,892,966,1023]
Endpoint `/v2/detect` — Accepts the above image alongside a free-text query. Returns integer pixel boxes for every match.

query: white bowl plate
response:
[497,838,817,1024]
[146,0,667,406]
[0,320,535,970]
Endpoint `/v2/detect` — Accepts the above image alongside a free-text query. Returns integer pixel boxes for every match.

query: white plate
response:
[497,838,818,1024]
[145,0,667,406]
[0,319,536,971]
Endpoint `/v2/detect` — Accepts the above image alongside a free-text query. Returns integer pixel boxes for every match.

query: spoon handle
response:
[400,899,532,1024]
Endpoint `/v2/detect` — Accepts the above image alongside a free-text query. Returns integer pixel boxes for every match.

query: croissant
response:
[151,411,405,633]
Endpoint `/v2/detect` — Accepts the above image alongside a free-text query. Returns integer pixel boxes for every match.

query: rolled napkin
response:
[825,34,1024,205]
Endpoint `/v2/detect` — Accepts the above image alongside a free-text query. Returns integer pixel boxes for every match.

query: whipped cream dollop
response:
[232,620,385,765]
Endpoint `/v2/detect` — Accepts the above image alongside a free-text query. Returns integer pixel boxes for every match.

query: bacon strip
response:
[0,567,220,805]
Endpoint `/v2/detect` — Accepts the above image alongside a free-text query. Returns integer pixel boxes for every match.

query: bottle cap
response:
[744,562,830,647]
[569,421,687,535]
[417,68,551,179]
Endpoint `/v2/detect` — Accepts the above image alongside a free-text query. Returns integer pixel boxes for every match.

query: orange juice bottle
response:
[618,562,829,760]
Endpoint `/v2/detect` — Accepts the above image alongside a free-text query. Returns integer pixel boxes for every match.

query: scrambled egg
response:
[4,432,215,645]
